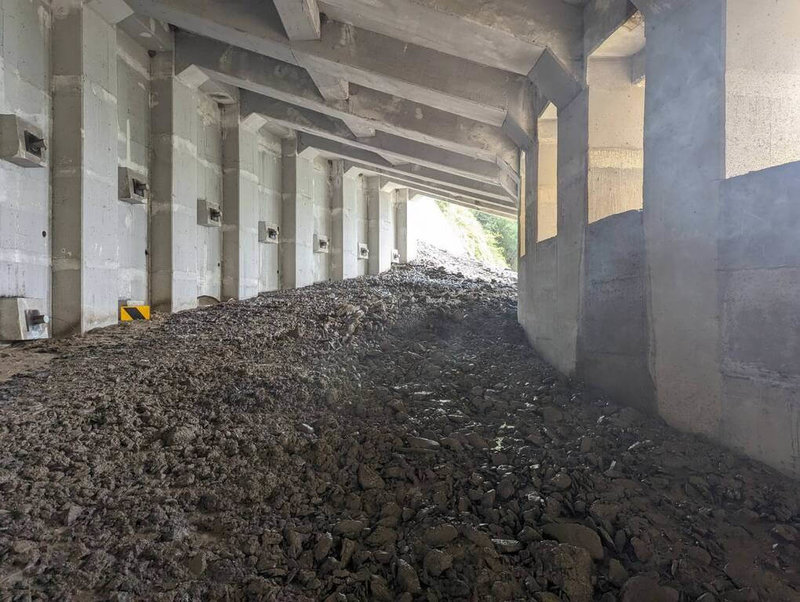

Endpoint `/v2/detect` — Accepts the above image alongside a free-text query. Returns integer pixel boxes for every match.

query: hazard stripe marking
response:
[120,306,150,321]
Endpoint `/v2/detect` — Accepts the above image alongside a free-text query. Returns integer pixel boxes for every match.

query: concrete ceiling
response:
[122,0,597,215]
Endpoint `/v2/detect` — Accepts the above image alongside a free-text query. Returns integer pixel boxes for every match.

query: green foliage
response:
[474,211,518,270]
[434,201,517,270]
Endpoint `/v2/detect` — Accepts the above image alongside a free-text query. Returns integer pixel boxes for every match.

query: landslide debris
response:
[1,246,799,601]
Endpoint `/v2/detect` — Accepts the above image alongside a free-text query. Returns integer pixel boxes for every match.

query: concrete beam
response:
[363,170,518,213]
[174,32,519,169]
[126,0,531,127]
[406,188,516,219]
[118,13,173,51]
[296,132,515,202]
[317,0,582,75]
[529,48,583,111]
[240,91,518,195]
[86,0,133,24]
[273,0,320,41]
[306,69,349,101]
[383,177,517,216]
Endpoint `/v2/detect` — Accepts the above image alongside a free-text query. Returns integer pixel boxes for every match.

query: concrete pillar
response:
[150,51,199,313]
[642,0,725,436]
[587,56,644,223]
[329,160,359,280]
[51,2,119,336]
[365,176,393,275]
[553,91,589,375]
[221,101,260,300]
[537,114,558,241]
[280,138,315,289]
[394,189,418,263]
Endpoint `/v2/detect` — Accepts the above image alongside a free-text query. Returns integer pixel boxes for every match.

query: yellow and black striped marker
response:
[120,305,151,321]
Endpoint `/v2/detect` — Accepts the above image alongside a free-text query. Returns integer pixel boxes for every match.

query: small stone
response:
[162,424,197,447]
[423,523,458,547]
[492,539,522,554]
[608,558,628,586]
[366,526,397,546]
[187,552,207,577]
[630,536,653,562]
[543,523,604,560]
[358,464,385,490]
[687,545,711,565]
[621,576,679,602]
[498,477,515,500]
[333,519,366,537]
[314,532,333,562]
[407,436,440,450]
[396,559,421,593]
[550,472,572,491]
[423,549,453,576]
[369,574,393,601]
[63,504,83,526]
[518,525,541,543]
[771,524,797,543]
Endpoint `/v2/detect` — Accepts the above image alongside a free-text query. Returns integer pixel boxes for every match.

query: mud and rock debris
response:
[0,246,799,601]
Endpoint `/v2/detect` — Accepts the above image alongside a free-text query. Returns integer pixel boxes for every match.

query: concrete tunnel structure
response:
[0,0,799,479]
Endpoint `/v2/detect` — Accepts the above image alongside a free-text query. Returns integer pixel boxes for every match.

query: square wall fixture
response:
[119,167,148,204]
[0,115,47,168]
[0,297,49,341]
[198,198,222,227]
[259,222,280,244]
[314,234,330,253]
[358,243,370,260]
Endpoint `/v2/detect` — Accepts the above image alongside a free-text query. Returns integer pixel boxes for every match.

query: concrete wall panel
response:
[718,162,800,476]
[578,210,654,411]
[0,0,50,307]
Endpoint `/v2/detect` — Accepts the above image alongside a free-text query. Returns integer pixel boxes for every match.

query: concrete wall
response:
[0,0,50,306]
[718,161,800,477]
[116,30,150,305]
[578,210,654,411]
[725,0,800,178]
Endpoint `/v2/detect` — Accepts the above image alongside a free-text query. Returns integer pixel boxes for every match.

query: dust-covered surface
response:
[1,251,799,602]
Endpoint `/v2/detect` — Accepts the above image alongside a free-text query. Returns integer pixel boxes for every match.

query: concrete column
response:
[221,101,260,300]
[642,0,725,436]
[365,176,393,275]
[394,189,418,263]
[329,160,359,280]
[51,2,119,336]
[280,138,315,289]
[150,51,199,313]
[587,56,644,223]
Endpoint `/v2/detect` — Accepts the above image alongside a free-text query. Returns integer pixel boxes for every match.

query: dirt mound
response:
[1,259,798,601]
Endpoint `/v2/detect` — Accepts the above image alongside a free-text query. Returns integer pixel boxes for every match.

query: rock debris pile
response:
[1,246,799,601]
